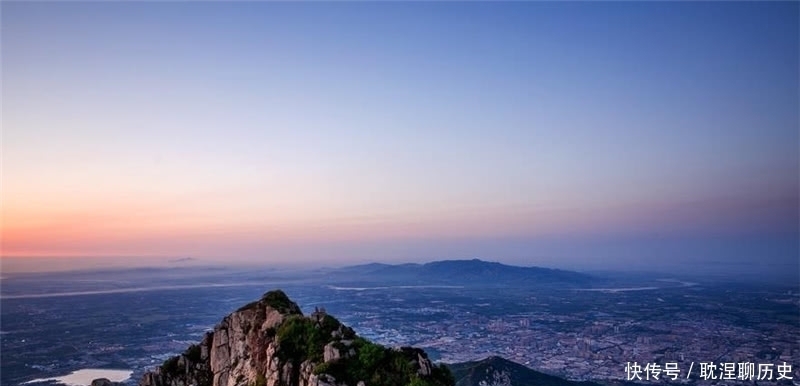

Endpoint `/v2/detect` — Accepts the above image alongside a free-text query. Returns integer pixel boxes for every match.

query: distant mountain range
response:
[447,356,603,386]
[326,259,595,287]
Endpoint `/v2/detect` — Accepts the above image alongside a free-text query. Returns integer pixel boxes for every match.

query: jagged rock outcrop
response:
[139,290,454,386]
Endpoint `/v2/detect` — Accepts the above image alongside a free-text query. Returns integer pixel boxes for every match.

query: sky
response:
[1,2,798,276]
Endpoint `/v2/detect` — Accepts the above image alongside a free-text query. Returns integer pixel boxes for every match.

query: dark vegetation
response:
[313,339,454,386]
[185,343,202,363]
[161,356,180,377]
[275,314,352,362]
[158,341,213,386]
[253,373,267,386]
[237,290,303,315]
[268,293,453,386]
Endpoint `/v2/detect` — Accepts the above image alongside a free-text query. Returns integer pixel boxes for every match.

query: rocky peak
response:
[138,290,454,386]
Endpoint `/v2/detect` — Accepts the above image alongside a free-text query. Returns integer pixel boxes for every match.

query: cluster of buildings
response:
[334,289,799,385]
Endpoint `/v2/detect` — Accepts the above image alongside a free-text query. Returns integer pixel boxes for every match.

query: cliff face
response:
[139,290,454,386]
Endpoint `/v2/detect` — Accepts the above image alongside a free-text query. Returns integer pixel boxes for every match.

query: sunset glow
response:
[2,2,797,273]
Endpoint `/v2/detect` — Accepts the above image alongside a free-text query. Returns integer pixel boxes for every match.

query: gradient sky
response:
[2,2,798,275]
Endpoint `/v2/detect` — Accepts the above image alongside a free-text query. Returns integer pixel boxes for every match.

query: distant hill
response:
[447,356,603,386]
[330,259,594,287]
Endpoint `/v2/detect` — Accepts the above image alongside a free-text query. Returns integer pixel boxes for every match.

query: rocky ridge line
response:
[137,290,454,386]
